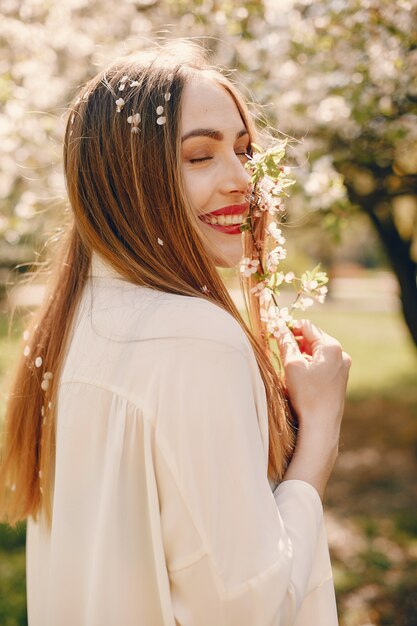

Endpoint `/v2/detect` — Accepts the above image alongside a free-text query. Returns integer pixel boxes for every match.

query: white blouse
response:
[26,252,339,626]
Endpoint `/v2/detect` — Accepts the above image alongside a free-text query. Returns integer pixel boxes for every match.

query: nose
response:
[220,152,251,196]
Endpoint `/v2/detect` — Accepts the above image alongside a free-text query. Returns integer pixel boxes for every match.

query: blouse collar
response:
[89,251,124,279]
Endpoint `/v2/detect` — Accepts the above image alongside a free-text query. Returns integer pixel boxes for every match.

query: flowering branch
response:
[239,141,329,339]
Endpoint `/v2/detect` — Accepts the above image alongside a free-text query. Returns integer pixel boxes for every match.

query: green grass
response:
[306,309,417,397]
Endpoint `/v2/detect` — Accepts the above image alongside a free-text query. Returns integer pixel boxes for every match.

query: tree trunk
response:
[365,205,417,348]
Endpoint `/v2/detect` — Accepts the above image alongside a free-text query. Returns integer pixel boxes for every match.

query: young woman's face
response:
[180,75,251,267]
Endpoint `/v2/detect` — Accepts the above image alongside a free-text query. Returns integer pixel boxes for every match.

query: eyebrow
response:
[181,128,249,143]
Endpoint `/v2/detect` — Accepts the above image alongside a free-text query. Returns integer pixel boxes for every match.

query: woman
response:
[0,40,350,625]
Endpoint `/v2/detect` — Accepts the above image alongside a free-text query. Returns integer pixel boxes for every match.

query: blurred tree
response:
[1,0,416,346]
[273,0,417,346]
[0,0,266,267]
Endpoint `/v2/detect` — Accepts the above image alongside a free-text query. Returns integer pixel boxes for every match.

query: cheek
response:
[182,169,214,212]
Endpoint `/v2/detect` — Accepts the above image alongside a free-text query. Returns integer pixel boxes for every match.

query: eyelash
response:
[190,151,249,164]
[189,157,211,163]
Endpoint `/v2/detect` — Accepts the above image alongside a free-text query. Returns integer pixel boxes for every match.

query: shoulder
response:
[84,276,250,355]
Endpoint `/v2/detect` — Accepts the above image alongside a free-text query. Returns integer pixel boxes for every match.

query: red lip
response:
[207,223,243,234]
[206,203,248,216]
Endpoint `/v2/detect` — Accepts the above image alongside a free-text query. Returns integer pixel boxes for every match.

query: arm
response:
[276,320,351,500]
[153,338,337,626]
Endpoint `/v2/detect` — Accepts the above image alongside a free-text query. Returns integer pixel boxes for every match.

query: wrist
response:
[296,419,340,452]
[283,428,339,500]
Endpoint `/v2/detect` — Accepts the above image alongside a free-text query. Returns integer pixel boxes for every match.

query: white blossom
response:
[115,98,125,112]
[250,281,266,296]
[260,304,293,335]
[316,286,328,303]
[266,246,287,272]
[127,113,141,125]
[293,296,315,310]
[239,257,259,277]
[302,278,319,291]
[266,221,286,244]
[259,287,273,306]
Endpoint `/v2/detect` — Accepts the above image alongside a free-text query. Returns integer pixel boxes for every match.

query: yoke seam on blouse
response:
[58,378,154,422]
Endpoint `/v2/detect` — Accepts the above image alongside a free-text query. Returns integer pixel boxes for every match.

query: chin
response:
[212,237,243,268]
[197,223,244,268]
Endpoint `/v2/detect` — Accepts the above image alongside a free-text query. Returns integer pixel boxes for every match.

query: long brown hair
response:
[0,40,295,528]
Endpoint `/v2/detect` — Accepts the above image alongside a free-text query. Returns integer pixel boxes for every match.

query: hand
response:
[276,320,352,497]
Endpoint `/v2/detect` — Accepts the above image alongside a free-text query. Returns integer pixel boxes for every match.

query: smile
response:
[198,203,248,235]
[201,213,245,226]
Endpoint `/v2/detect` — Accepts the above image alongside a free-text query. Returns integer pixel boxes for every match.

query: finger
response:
[293,319,324,341]
[293,332,312,356]
[275,324,302,363]
[291,319,326,355]
[342,351,352,369]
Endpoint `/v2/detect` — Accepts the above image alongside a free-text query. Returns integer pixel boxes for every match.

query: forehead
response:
[180,75,244,135]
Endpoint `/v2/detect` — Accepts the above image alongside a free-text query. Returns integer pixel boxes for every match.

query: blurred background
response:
[1,0,416,624]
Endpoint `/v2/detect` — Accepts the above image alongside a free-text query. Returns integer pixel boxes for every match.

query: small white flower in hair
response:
[35,356,43,368]
[156,105,164,115]
[201,285,209,294]
[128,112,141,134]
[23,345,30,357]
[164,92,171,101]
[23,329,29,341]
[167,73,174,81]
[118,83,126,91]
[115,98,125,112]
[127,113,141,125]
[41,371,53,391]
[157,238,164,246]
[130,81,140,87]
[156,117,166,125]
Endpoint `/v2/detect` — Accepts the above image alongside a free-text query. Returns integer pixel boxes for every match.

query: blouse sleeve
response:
[153,337,337,626]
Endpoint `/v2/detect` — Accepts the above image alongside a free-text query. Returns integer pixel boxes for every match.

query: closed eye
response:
[189,156,212,163]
